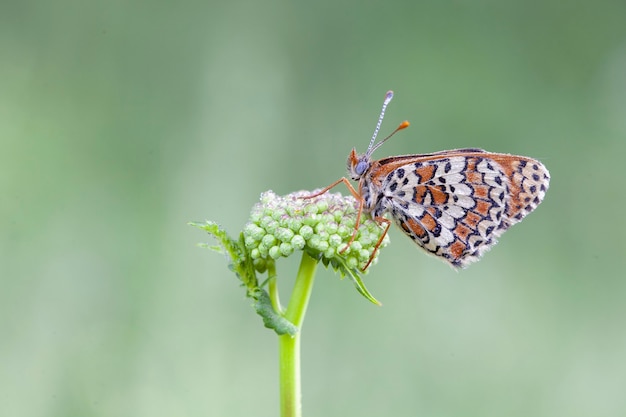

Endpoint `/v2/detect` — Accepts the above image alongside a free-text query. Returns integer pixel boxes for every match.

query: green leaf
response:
[252,289,298,336]
[321,256,381,306]
[192,221,297,334]
[190,221,241,270]
[190,221,258,290]
[341,266,381,306]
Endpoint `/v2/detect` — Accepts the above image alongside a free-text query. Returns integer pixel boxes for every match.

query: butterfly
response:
[309,91,550,270]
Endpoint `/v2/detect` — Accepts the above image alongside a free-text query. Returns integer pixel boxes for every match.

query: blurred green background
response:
[2,0,626,416]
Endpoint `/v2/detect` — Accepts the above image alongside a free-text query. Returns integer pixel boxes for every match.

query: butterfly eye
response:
[355,160,369,176]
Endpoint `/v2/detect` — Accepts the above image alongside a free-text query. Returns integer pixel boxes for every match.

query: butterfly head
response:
[347,149,371,180]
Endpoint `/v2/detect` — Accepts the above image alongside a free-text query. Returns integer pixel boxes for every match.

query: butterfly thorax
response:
[345,149,386,216]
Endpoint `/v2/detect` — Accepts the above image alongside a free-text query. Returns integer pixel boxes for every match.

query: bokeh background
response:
[2,1,626,416]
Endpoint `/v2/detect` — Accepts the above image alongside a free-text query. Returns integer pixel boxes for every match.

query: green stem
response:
[268,262,282,313]
[279,251,318,417]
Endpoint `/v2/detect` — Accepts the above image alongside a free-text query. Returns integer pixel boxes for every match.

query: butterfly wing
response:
[370,150,550,268]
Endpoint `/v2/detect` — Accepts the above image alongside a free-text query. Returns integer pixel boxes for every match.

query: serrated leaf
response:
[252,289,298,336]
[318,255,381,306]
[193,221,297,334]
[190,221,258,289]
[190,221,240,262]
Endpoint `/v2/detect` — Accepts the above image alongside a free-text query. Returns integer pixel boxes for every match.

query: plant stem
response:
[268,262,282,313]
[278,251,318,417]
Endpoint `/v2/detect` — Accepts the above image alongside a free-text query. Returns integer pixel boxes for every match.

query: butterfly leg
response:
[303,177,359,199]
[339,194,365,254]
[361,216,391,271]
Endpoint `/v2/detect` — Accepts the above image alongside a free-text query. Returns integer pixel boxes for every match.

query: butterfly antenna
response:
[366,91,410,156]
[366,90,394,153]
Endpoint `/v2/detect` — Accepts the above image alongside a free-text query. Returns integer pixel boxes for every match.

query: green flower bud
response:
[269,245,282,259]
[291,235,305,250]
[244,223,265,242]
[253,258,267,272]
[298,225,314,240]
[243,190,390,272]
[280,242,294,256]
[346,256,359,269]
[328,234,342,247]
[261,234,276,248]
[349,241,362,253]
[275,227,295,243]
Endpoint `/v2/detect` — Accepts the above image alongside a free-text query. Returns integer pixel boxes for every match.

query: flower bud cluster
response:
[243,190,389,272]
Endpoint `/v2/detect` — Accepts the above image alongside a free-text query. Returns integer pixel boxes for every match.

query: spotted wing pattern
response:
[363,149,550,268]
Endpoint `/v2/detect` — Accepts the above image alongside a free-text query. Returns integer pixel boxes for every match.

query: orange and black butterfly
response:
[309,91,550,270]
